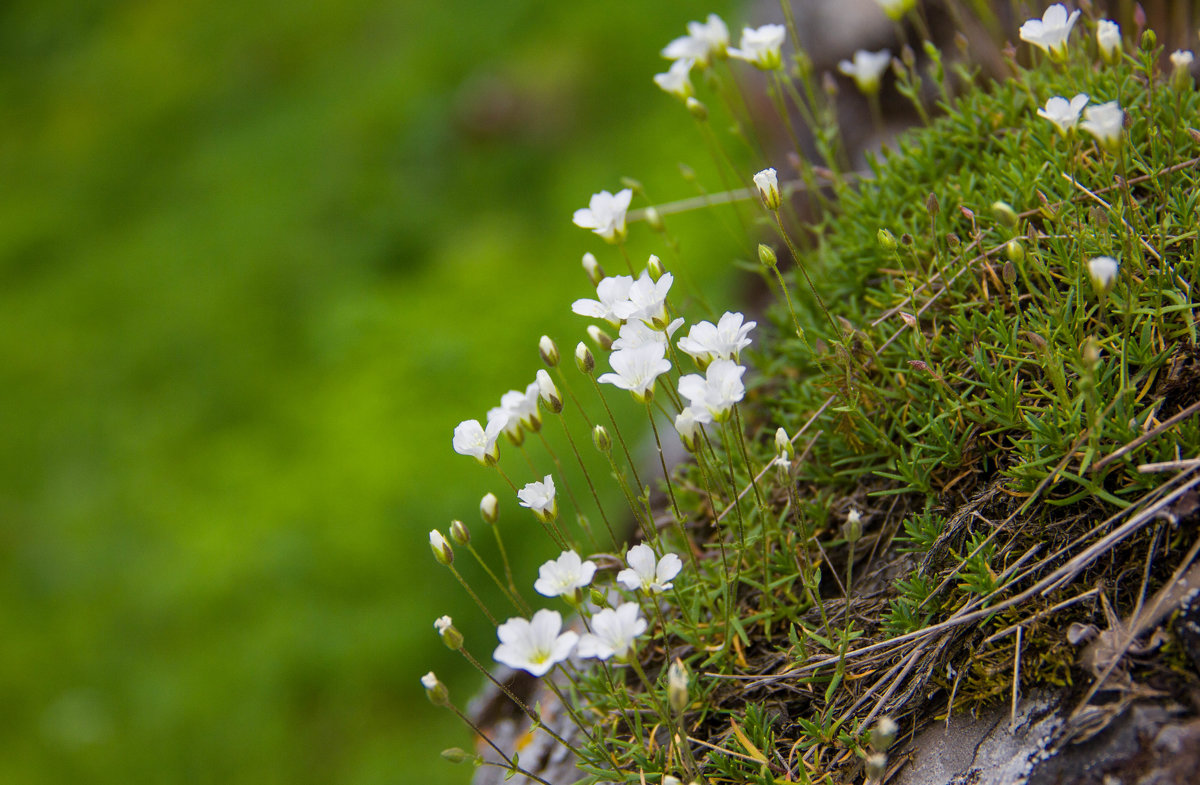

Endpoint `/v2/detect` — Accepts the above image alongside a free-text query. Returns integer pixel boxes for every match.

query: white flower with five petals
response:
[1096,20,1121,63]
[517,474,557,522]
[573,189,633,243]
[728,25,786,70]
[653,58,695,100]
[838,49,892,95]
[597,343,672,402]
[1037,94,1088,135]
[662,14,729,64]
[1019,3,1080,61]
[572,275,634,326]
[534,550,597,598]
[611,317,685,353]
[452,416,505,464]
[577,602,647,660]
[678,311,756,366]
[617,543,683,593]
[493,609,578,677]
[1080,101,1123,149]
[613,270,674,328]
[677,359,746,423]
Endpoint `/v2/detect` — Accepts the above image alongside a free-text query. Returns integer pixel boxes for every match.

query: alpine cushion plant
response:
[426,4,1200,784]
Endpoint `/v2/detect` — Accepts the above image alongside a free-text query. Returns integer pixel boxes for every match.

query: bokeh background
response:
[0,1,747,782]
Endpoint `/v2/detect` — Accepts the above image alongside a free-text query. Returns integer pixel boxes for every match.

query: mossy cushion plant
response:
[424,4,1199,784]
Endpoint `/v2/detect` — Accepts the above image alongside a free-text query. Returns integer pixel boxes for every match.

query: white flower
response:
[617,543,683,593]
[534,550,597,598]
[1019,3,1081,61]
[613,270,673,328]
[662,14,729,64]
[573,189,633,243]
[493,609,579,677]
[1096,20,1121,63]
[677,358,746,423]
[837,49,892,95]
[429,529,453,565]
[654,58,695,100]
[480,492,499,524]
[1080,101,1123,149]
[753,167,780,210]
[452,417,504,465]
[577,602,647,660]
[435,616,453,635]
[535,369,561,413]
[597,343,672,402]
[573,274,635,326]
[873,0,915,21]
[1036,93,1088,135]
[503,381,542,431]
[677,311,756,365]
[421,671,439,690]
[1172,50,1195,70]
[674,406,704,452]
[772,426,794,471]
[581,251,604,285]
[728,24,786,70]
[1088,256,1119,292]
[517,474,557,522]
[611,317,685,353]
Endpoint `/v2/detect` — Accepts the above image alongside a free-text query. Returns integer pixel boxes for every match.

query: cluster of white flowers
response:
[452,368,564,464]
[487,543,681,675]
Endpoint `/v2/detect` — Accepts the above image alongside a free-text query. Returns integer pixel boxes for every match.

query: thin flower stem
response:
[617,239,637,275]
[555,411,619,549]
[694,447,733,645]
[587,376,645,492]
[493,465,520,493]
[544,675,613,765]
[786,483,835,645]
[535,430,589,549]
[457,648,581,756]
[626,653,696,779]
[772,213,845,353]
[517,441,540,477]
[489,524,521,606]
[605,450,662,551]
[715,424,748,629]
[447,564,497,625]
[444,701,556,785]
[732,407,773,616]
[466,543,529,614]
[644,402,699,576]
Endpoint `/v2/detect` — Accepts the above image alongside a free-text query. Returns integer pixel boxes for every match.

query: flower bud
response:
[686,96,709,121]
[753,167,781,211]
[842,508,863,543]
[1002,260,1017,285]
[1088,256,1119,293]
[449,519,470,546]
[871,716,898,750]
[1140,29,1156,53]
[647,254,665,280]
[774,427,794,461]
[440,748,480,765]
[429,529,453,566]
[1171,50,1194,91]
[589,588,608,607]
[435,615,464,650]
[662,777,682,785]
[865,752,887,782]
[668,659,689,714]
[582,252,605,286]
[422,672,450,707]
[480,492,499,524]
[758,243,778,268]
[877,228,897,251]
[539,335,560,367]
[1005,239,1024,264]
[620,177,644,195]
[575,342,595,374]
[536,369,563,414]
[587,325,613,351]
[1083,337,1101,368]
[925,192,940,216]
[593,424,612,453]
[1097,19,1122,65]
[991,200,1018,228]
[644,206,665,233]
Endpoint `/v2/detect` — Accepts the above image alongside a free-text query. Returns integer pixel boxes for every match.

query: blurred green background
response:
[0,0,746,782]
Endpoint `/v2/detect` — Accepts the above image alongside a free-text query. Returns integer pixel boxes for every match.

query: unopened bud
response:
[429,529,453,566]
[871,716,898,750]
[435,615,464,650]
[758,243,778,268]
[644,206,665,232]
[842,508,863,543]
[753,167,781,211]
[592,425,612,453]
[1002,260,1017,285]
[991,200,1018,228]
[539,335,560,367]
[589,588,608,607]
[668,659,690,714]
[1140,29,1157,52]
[582,252,605,286]
[1171,49,1194,91]
[877,228,897,251]
[422,672,450,707]
[1083,337,1101,367]
[865,752,888,782]
[587,324,613,351]
[679,163,696,182]
[662,776,682,785]
[822,70,838,98]
[440,748,480,765]
[1005,239,1024,264]
[1088,256,1119,294]
[449,519,470,546]
[925,192,940,216]
[480,492,499,524]
[775,427,794,461]
[575,342,595,374]
[686,96,709,121]
[901,44,916,69]
[536,369,563,414]
[620,177,644,195]
[647,254,665,280]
